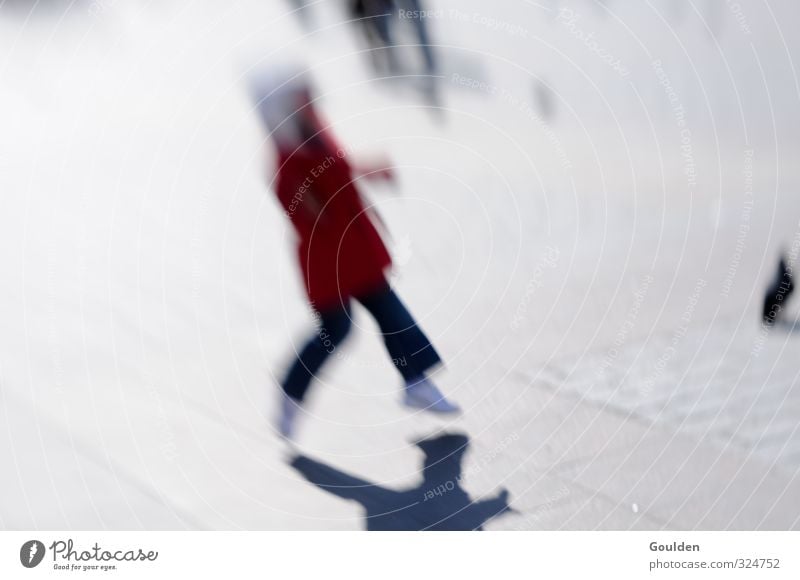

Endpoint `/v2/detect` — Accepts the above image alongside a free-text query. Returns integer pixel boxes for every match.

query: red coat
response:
[275,136,392,311]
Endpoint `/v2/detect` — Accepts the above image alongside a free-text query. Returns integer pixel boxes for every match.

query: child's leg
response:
[356,285,442,382]
[282,304,353,402]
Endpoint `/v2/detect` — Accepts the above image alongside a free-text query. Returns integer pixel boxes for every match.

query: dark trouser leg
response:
[357,285,442,382]
[282,305,352,402]
[397,0,436,74]
[365,2,399,75]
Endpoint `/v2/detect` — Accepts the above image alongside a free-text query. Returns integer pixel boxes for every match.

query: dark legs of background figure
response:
[353,0,400,75]
[391,0,441,108]
[282,285,441,402]
[396,0,437,75]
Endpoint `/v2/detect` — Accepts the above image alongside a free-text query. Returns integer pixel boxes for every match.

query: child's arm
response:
[350,155,395,183]
[307,107,396,185]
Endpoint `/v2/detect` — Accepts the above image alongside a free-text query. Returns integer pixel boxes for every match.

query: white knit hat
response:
[248,62,313,148]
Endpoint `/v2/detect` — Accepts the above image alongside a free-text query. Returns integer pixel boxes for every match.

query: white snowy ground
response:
[2,0,800,530]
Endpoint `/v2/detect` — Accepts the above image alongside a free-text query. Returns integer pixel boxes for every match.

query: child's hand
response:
[355,155,395,183]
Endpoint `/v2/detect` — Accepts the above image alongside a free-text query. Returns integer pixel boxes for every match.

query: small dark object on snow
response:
[763,255,794,324]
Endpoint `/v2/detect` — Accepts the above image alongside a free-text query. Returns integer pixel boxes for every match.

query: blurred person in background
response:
[348,0,441,107]
[398,0,436,70]
[249,66,460,440]
[395,0,440,104]
[349,0,400,76]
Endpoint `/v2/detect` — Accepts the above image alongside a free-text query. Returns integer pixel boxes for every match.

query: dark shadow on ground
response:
[290,432,512,530]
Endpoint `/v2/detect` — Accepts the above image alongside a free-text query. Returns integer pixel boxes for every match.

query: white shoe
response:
[403,377,461,414]
[277,392,301,440]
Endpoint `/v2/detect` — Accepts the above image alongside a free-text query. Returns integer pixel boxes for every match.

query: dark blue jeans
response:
[282,285,442,402]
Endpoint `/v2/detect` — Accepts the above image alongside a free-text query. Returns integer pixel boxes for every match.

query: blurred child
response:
[249,67,459,439]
